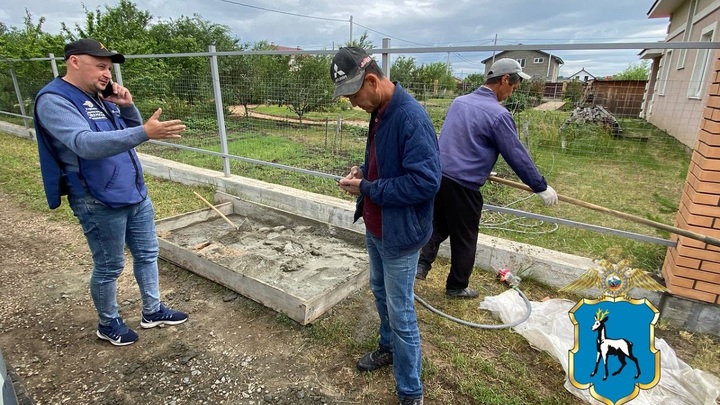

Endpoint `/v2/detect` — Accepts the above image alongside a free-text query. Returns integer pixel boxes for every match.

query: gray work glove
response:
[536,185,558,206]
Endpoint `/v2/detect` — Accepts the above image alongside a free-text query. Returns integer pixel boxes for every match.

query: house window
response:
[658,50,672,96]
[533,57,544,63]
[688,24,716,99]
[677,0,697,70]
[516,58,526,67]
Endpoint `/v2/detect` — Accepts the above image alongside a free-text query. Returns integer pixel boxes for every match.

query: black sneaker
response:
[356,347,393,372]
[445,287,479,299]
[400,396,423,405]
[415,264,430,280]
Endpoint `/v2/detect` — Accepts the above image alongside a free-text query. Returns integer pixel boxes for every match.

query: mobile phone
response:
[101,80,114,97]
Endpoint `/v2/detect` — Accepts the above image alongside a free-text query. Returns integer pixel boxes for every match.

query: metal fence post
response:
[209,44,231,177]
[9,66,29,131]
[111,50,124,86]
[49,53,59,78]
[382,38,391,80]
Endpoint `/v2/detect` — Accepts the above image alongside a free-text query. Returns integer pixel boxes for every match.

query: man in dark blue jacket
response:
[332,47,441,405]
[34,39,189,346]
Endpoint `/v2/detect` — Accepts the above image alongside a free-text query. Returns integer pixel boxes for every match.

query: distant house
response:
[567,68,596,82]
[640,0,720,148]
[481,50,564,82]
[270,43,303,71]
[270,43,302,52]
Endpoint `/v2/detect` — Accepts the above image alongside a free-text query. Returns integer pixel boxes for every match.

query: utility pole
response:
[491,33,498,64]
[547,51,553,80]
[349,15,353,44]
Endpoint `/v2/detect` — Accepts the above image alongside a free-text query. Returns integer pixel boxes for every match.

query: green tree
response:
[226,41,291,117]
[613,60,650,80]
[390,56,417,85]
[344,31,373,49]
[59,0,243,115]
[61,0,155,54]
[412,61,455,97]
[564,79,585,106]
[461,72,484,94]
[0,11,65,60]
[147,14,241,107]
[280,54,333,123]
[0,11,65,113]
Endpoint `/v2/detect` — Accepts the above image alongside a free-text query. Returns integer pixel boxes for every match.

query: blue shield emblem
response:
[568,297,661,405]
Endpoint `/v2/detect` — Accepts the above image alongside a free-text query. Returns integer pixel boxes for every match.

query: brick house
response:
[640,0,720,148]
[641,0,720,317]
[481,50,564,82]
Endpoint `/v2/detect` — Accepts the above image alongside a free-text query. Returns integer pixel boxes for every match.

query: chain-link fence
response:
[1,44,719,271]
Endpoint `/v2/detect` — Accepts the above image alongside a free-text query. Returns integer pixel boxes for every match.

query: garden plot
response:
[155,193,368,324]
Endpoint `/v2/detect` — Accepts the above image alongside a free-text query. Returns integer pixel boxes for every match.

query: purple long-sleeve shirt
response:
[35,93,148,172]
[438,86,548,192]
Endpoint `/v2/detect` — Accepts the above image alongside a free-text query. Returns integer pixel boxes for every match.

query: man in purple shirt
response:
[416,58,558,298]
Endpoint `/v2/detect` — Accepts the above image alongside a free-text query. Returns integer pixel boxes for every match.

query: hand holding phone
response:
[101,80,114,97]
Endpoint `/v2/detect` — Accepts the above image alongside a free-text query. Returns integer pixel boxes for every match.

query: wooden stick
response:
[192,191,239,230]
[487,175,720,248]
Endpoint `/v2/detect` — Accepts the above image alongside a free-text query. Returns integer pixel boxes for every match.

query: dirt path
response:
[0,192,389,404]
[1,190,718,405]
[229,105,368,128]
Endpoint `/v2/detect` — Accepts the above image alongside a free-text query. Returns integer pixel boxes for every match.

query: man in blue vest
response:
[34,38,189,346]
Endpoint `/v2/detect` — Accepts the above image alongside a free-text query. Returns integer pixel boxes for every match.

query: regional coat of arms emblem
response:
[562,260,668,405]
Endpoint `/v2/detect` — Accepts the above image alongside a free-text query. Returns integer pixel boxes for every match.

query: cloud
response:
[0,0,668,77]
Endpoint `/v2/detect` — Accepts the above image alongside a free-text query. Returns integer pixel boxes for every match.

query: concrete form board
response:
[155,195,369,325]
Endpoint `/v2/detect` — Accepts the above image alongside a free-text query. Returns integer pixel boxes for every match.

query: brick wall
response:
[662,56,720,304]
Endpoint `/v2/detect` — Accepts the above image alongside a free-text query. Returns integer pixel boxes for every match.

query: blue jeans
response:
[68,194,161,326]
[366,233,423,399]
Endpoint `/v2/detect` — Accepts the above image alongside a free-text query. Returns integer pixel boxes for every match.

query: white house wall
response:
[648,6,720,148]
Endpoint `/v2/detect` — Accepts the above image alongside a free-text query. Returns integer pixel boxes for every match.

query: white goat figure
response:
[590,308,641,381]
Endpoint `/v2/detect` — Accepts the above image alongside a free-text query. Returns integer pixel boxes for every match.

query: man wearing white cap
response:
[416,58,558,298]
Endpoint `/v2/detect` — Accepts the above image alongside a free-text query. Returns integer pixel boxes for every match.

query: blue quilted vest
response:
[34,77,147,209]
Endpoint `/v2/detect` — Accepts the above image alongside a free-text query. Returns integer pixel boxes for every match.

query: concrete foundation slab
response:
[155,193,368,325]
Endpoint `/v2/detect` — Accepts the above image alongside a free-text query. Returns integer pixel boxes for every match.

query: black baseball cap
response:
[330,47,374,100]
[64,39,125,64]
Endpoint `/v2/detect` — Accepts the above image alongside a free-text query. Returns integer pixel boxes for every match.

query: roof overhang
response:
[639,48,664,59]
[480,50,564,64]
[647,0,684,18]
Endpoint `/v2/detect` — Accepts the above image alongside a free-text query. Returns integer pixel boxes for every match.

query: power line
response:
[214,0,347,23]
[352,21,433,47]
[453,53,486,66]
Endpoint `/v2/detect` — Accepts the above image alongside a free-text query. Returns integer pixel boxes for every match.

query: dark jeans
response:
[418,176,483,290]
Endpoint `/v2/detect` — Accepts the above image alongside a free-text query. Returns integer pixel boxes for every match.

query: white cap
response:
[487,58,531,80]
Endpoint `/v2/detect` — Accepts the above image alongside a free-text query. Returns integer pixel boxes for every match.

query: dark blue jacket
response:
[356,83,441,258]
[34,78,147,209]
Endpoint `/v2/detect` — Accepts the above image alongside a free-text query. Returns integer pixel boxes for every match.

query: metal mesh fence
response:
[1,48,713,272]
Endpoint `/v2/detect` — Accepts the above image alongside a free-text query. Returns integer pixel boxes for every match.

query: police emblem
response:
[562,260,668,405]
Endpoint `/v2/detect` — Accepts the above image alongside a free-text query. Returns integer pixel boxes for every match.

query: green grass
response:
[0,131,217,221]
[478,110,690,271]
[1,104,692,275]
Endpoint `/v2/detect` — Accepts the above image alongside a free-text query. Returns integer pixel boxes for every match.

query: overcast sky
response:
[1,0,670,78]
